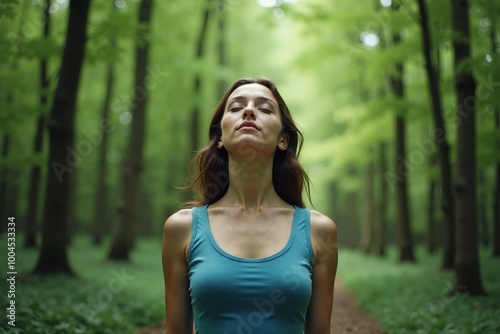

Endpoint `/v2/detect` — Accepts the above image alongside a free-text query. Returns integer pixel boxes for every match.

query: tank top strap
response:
[293,206,314,265]
[188,205,209,263]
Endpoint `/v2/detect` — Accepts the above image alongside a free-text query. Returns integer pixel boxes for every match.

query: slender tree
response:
[361,158,374,253]
[33,0,92,274]
[390,3,415,262]
[92,2,117,246]
[108,0,153,260]
[427,150,439,253]
[0,135,11,234]
[359,79,373,253]
[494,105,500,256]
[347,166,359,248]
[373,3,388,257]
[190,0,211,153]
[375,141,388,256]
[450,0,486,295]
[494,104,500,256]
[25,0,51,248]
[416,0,455,269]
[217,0,227,97]
[491,15,500,258]
[478,170,490,247]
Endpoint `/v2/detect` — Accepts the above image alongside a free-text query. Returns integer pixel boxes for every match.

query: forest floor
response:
[137,277,385,334]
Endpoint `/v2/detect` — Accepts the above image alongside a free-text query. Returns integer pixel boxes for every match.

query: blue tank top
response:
[188,205,314,334]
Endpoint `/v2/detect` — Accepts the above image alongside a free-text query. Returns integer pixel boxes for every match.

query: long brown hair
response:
[184,77,311,208]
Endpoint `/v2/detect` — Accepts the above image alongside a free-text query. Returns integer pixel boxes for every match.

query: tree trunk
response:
[93,3,117,246]
[394,114,415,262]
[24,0,50,249]
[494,153,500,257]
[164,114,184,220]
[416,0,455,269]
[373,9,387,257]
[375,141,388,256]
[347,167,359,249]
[33,0,92,275]
[190,1,211,153]
[478,170,490,247]
[491,13,500,258]
[217,0,227,97]
[390,7,415,262]
[450,0,486,295]
[66,166,77,245]
[361,159,374,253]
[92,65,114,246]
[0,135,11,235]
[494,108,500,256]
[24,116,46,248]
[427,153,438,253]
[108,0,153,261]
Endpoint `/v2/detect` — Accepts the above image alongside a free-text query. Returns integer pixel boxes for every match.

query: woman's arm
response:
[162,209,194,334]
[305,210,338,334]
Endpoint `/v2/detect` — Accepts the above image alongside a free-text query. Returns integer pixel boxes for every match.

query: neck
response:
[219,155,282,211]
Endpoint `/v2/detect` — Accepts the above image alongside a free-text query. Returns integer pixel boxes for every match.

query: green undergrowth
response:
[338,246,500,334]
[0,235,165,334]
[2,235,499,334]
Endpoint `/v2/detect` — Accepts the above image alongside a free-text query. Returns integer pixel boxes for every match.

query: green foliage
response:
[338,247,500,334]
[0,236,165,334]
[0,0,18,20]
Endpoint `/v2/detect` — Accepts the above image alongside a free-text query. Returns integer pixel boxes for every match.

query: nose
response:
[242,103,256,120]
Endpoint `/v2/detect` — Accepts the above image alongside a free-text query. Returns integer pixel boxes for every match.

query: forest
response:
[0,0,499,333]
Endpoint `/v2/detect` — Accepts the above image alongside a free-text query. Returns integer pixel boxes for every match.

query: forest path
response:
[330,278,386,334]
[138,278,386,334]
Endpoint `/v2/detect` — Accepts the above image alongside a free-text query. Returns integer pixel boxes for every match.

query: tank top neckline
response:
[201,204,299,263]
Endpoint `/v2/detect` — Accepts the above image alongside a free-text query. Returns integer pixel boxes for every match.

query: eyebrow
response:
[227,96,278,108]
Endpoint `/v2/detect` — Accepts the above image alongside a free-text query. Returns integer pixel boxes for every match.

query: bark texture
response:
[34,0,92,275]
[450,0,486,295]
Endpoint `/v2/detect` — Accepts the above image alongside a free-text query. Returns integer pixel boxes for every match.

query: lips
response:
[237,121,259,130]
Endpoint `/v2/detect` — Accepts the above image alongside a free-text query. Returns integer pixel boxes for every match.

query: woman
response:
[162,77,337,334]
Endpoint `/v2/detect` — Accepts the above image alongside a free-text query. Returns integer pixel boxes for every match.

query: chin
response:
[225,140,274,160]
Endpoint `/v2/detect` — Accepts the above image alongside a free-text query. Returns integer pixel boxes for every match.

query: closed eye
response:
[228,103,244,112]
[258,108,272,114]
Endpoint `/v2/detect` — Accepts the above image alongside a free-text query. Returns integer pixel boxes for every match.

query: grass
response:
[337,246,500,334]
[1,234,499,334]
[0,235,166,334]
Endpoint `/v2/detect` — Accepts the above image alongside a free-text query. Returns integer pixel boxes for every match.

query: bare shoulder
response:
[163,208,193,243]
[309,210,337,263]
[309,210,337,236]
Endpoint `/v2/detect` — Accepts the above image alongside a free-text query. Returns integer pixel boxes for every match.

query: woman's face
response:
[219,83,287,159]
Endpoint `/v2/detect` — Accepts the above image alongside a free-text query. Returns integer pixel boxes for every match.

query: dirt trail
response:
[330,278,386,334]
[138,278,385,334]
